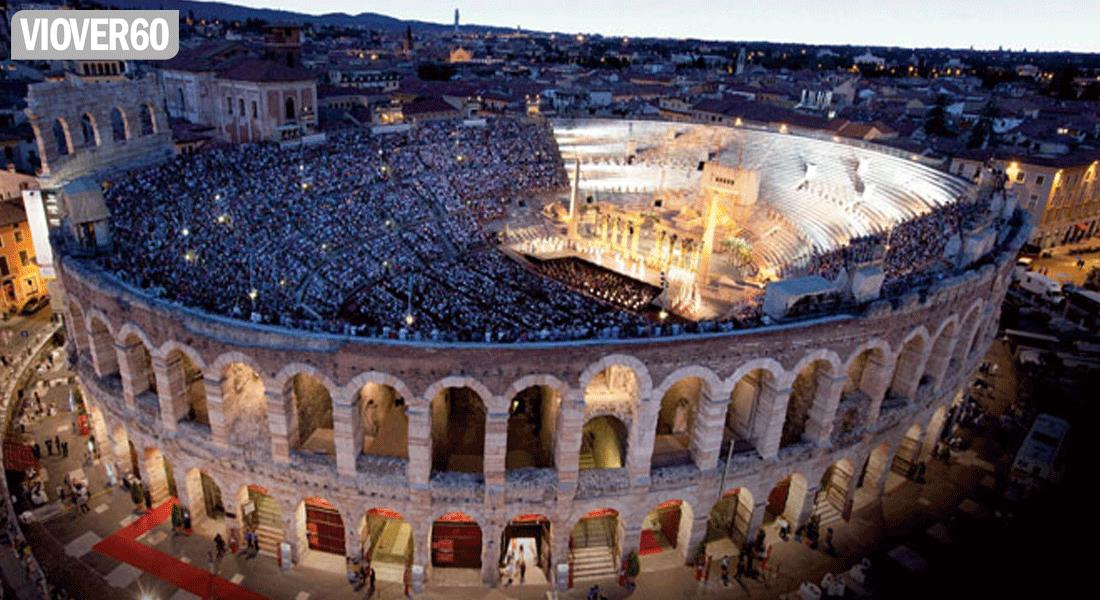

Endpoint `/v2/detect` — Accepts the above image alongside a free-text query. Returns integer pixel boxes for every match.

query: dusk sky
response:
[202,0,1098,53]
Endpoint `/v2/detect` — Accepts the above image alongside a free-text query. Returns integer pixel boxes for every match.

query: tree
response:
[721,237,753,268]
[968,101,998,149]
[924,94,954,138]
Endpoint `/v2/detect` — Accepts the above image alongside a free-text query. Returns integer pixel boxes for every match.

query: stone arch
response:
[109,106,129,142]
[65,297,88,354]
[499,512,552,584]
[236,484,284,556]
[279,370,336,460]
[79,112,99,147]
[888,327,931,401]
[52,118,71,156]
[858,442,892,498]
[141,447,176,505]
[162,345,209,428]
[578,354,653,407]
[952,300,984,372]
[925,316,960,389]
[296,496,349,557]
[359,507,414,581]
[217,360,270,455]
[117,325,157,407]
[421,376,496,412]
[782,350,842,448]
[580,415,628,470]
[568,507,622,581]
[890,423,925,481]
[506,382,561,471]
[835,340,893,440]
[349,374,409,460]
[430,511,483,570]
[429,384,487,475]
[183,467,226,525]
[765,473,808,525]
[139,103,157,135]
[639,498,695,563]
[651,369,716,469]
[815,458,855,520]
[707,487,755,548]
[723,360,786,458]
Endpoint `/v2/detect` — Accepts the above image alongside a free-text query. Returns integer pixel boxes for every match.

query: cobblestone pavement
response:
[10,338,1023,600]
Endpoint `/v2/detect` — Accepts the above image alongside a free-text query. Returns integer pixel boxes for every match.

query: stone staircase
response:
[811,493,844,529]
[252,494,284,557]
[570,518,617,582]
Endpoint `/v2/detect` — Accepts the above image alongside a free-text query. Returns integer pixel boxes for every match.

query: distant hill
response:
[99,0,510,33]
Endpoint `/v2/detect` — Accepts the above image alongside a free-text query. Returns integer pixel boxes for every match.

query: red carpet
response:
[638,529,664,556]
[94,499,268,600]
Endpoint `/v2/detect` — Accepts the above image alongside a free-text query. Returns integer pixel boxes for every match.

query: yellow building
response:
[1,199,46,314]
[1003,155,1100,248]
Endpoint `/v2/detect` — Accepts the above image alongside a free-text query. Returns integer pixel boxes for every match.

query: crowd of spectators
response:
[101,117,661,342]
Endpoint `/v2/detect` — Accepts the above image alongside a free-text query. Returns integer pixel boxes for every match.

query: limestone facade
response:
[63,213,1027,589]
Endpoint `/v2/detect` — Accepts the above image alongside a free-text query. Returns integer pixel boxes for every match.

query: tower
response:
[568,158,581,239]
[454,9,460,35]
[736,47,747,76]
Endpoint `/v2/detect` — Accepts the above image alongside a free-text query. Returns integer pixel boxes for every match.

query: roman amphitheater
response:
[54,116,1029,591]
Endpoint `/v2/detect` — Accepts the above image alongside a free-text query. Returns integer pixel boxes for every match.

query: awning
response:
[62,178,109,224]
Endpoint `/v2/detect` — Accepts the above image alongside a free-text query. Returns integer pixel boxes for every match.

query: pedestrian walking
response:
[825,528,836,556]
[720,555,730,586]
[61,441,69,458]
[54,435,60,451]
[369,567,376,595]
[31,443,40,460]
[214,533,226,559]
[519,557,526,583]
[44,439,52,456]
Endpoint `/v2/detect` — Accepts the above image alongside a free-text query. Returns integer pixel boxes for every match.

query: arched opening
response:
[139,103,156,135]
[88,317,117,377]
[120,333,156,408]
[167,349,207,428]
[80,113,98,147]
[52,118,71,155]
[639,499,694,566]
[783,361,831,448]
[238,485,282,556]
[570,509,620,582]
[952,307,981,373]
[584,365,639,405]
[430,387,486,475]
[285,96,296,121]
[580,415,627,470]
[723,369,778,458]
[142,447,176,506]
[813,459,853,525]
[184,468,225,528]
[359,508,412,583]
[888,423,924,491]
[506,386,558,471]
[66,301,87,355]
[356,382,408,460]
[110,107,128,142]
[924,321,958,388]
[286,373,335,459]
[765,473,807,527]
[835,349,888,441]
[431,512,482,575]
[220,363,269,451]
[856,442,891,507]
[651,378,702,468]
[297,497,345,557]
[706,488,755,555]
[888,335,928,402]
[500,514,551,585]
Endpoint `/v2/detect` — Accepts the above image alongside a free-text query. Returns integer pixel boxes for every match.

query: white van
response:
[1011,414,1069,490]
[1017,271,1062,302]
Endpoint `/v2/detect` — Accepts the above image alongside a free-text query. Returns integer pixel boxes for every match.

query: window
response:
[1016,171,1025,182]
[227,97,233,115]
[0,256,8,277]
[13,230,22,243]
[252,101,258,119]
[239,98,245,116]
[1036,175,1045,186]
[25,278,37,293]
[19,251,29,267]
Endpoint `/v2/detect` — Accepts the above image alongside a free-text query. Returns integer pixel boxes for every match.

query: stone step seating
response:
[578,450,596,470]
